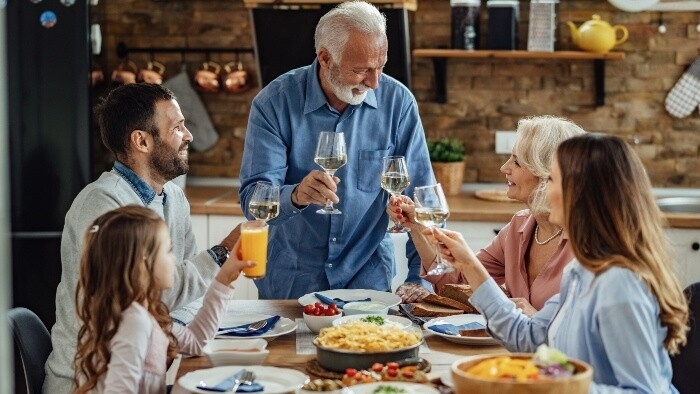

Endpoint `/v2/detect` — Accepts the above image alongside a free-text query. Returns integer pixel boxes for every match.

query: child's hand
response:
[215,239,255,285]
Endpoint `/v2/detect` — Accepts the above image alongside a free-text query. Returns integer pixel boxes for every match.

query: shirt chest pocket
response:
[357,148,390,192]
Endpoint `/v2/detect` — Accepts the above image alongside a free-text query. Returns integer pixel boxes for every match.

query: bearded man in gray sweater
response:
[43,83,239,393]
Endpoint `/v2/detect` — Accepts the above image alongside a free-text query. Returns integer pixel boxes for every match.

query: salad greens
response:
[361,315,386,326]
[372,385,406,393]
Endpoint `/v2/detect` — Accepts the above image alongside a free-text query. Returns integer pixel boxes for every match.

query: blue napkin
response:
[218,316,280,337]
[314,292,371,308]
[430,322,485,336]
[196,369,264,392]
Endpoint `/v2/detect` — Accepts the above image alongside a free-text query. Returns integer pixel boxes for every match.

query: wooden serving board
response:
[474,189,519,203]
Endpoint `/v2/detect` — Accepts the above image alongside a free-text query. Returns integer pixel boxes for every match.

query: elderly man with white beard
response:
[239,1,435,299]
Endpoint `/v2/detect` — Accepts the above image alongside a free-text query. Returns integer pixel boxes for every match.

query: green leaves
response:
[427,138,465,162]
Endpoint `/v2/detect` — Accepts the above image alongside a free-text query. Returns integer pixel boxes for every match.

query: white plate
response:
[298,289,401,309]
[216,314,297,341]
[333,314,413,329]
[440,371,453,388]
[178,365,308,394]
[347,382,439,394]
[424,314,500,346]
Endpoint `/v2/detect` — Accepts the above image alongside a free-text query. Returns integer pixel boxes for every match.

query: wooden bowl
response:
[451,353,592,394]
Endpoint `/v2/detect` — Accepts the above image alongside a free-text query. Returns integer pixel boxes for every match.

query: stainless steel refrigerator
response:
[7,0,92,330]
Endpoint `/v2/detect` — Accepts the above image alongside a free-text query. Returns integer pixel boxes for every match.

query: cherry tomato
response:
[345,368,356,377]
[386,368,398,377]
[371,363,384,372]
[386,362,399,370]
[329,303,337,309]
[314,306,323,316]
[315,302,322,308]
[303,304,315,314]
[324,308,337,316]
[402,370,414,379]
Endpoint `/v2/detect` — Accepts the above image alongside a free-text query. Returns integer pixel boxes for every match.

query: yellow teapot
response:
[567,15,628,54]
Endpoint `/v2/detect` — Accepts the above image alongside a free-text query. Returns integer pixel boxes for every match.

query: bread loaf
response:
[423,293,469,311]
[439,284,478,314]
[409,302,463,317]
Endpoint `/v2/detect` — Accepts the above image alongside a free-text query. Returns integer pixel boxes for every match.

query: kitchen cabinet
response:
[412,49,625,105]
[192,214,259,300]
[667,228,700,289]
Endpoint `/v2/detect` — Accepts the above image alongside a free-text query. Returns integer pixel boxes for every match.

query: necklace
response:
[534,225,563,245]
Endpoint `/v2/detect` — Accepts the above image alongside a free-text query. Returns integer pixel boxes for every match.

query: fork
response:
[218,320,267,335]
[197,370,255,392]
[230,370,255,393]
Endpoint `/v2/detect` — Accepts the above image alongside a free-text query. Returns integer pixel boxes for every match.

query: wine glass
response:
[413,184,454,275]
[248,181,280,221]
[314,131,347,214]
[381,156,411,233]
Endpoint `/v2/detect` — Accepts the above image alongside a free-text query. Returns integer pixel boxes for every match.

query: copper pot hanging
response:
[194,61,221,93]
[223,60,251,94]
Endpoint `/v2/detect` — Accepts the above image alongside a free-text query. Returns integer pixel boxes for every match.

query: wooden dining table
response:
[172,300,507,392]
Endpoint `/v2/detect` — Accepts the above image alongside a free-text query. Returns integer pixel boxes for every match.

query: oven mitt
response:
[163,65,219,151]
[665,56,700,118]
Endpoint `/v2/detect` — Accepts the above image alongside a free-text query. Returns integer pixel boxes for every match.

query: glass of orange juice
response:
[241,220,268,279]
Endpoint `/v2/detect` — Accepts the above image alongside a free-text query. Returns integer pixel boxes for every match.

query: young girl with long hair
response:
[431,134,688,392]
[73,205,253,393]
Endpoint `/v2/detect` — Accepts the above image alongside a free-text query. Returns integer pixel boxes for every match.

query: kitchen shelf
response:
[412,49,625,106]
[244,0,416,11]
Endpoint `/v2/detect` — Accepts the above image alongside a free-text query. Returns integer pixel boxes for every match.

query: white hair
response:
[314,1,387,62]
[514,115,587,215]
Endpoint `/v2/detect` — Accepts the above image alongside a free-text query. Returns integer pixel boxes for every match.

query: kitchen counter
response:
[185,186,700,228]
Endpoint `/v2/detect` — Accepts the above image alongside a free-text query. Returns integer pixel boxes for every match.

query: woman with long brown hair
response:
[73,206,253,393]
[431,134,688,392]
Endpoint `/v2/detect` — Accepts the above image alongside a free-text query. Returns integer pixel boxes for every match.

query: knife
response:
[314,292,371,308]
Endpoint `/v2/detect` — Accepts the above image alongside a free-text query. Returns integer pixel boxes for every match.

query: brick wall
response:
[95,0,700,187]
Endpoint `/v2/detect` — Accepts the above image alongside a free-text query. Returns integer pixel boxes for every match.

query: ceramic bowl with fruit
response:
[303,302,342,333]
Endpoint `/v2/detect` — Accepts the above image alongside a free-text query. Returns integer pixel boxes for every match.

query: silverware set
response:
[197,369,256,392]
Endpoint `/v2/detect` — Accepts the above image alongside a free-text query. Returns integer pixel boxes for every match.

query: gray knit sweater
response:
[43,169,218,393]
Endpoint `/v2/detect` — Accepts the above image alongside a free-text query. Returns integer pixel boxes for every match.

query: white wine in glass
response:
[414,184,454,275]
[314,131,347,214]
[381,156,410,233]
[249,181,280,221]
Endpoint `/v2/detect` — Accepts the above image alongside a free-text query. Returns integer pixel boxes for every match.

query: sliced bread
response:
[423,293,470,311]
[439,284,478,314]
[409,302,464,317]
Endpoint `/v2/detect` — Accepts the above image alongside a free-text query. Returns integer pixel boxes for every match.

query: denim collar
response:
[112,161,166,206]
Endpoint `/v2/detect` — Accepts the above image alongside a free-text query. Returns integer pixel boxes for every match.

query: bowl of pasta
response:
[313,321,424,373]
[451,346,592,394]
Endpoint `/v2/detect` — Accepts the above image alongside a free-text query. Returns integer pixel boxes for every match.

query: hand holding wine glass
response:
[314,131,347,214]
[381,156,410,233]
[413,184,454,275]
[249,181,280,221]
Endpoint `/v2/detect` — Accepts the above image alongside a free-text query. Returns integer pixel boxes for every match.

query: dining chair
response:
[671,282,700,394]
[7,307,53,394]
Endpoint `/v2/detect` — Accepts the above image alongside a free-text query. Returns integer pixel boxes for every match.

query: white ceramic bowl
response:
[332,314,412,329]
[303,311,341,333]
[203,338,269,366]
[342,301,389,316]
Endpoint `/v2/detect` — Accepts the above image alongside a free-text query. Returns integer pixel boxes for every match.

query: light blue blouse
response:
[471,260,677,393]
[239,60,435,299]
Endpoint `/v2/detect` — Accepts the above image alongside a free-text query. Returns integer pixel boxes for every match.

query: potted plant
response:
[427,138,466,196]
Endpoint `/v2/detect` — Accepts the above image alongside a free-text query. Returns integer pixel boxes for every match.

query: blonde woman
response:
[394,116,585,315]
[432,134,688,392]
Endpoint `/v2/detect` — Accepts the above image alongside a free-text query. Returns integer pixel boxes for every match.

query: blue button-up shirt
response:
[471,260,678,393]
[239,60,435,299]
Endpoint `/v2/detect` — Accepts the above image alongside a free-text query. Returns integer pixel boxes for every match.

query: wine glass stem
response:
[391,193,403,229]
